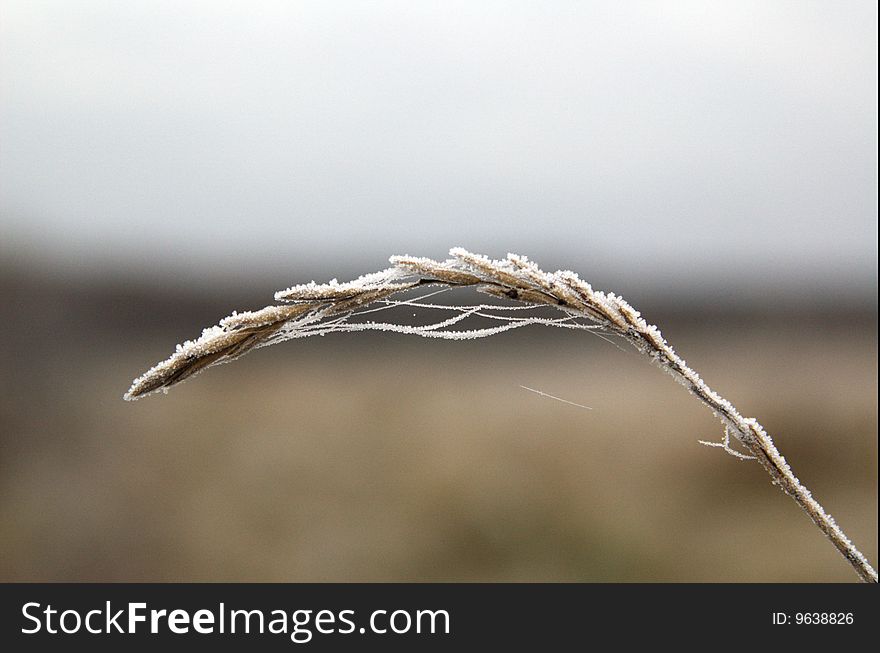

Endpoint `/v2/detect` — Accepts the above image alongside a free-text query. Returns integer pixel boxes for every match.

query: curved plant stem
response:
[618,321,878,583]
[126,248,877,582]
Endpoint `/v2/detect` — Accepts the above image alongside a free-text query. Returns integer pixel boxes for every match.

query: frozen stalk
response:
[125,248,877,583]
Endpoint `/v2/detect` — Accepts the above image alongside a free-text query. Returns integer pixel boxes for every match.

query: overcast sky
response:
[1,1,877,295]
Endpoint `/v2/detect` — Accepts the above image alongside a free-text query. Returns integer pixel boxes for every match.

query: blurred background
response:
[1,0,876,582]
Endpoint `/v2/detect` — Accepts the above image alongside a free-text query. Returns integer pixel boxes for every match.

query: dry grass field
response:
[1,266,876,582]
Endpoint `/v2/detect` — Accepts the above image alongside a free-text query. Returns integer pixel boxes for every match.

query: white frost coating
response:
[699,426,756,460]
[375,298,540,312]
[305,318,534,340]
[389,254,451,268]
[220,305,306,330]
[275,266,411,301]
[257,311,595,343]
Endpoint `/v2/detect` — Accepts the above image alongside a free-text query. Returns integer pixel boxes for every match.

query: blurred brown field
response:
[0,266,876,582]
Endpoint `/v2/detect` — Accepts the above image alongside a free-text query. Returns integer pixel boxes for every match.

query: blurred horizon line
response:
[2,233,877,315]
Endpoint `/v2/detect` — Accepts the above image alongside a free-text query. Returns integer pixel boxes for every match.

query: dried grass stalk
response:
[125,248,877,583]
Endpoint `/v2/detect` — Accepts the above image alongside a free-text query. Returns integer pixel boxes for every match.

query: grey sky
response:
[1,1,877,293]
